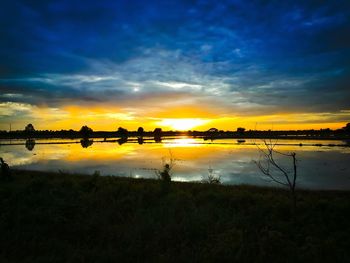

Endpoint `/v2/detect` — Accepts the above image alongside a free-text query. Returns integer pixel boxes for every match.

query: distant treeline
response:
[0,123,350,140]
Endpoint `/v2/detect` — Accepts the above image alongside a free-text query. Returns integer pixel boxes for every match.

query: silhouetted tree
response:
[207,128,218,133]
[117,127,128,138]
[137,127,144,136]
[205,128,219,140]
[25,139,35,151]
[237,127,245,134]
[154,128,162,135]
[68,129,75,139]
[343,123,350,133]
[80,125,93,138]
[25,123,35,132]
[254,140,298,209]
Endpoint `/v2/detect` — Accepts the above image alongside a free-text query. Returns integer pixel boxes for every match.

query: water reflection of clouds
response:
[0,138,349,190]
[1,144,68,166]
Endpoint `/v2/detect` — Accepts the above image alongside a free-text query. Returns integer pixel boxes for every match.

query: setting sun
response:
[156,118,210,131]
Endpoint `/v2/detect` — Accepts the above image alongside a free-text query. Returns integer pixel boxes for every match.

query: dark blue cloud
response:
[0,0,349,115]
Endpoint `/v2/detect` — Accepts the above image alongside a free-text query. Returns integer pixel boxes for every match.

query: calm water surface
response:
[1,137,350,190]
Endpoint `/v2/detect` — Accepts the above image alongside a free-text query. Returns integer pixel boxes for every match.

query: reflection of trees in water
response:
[25,139,36,151]
[154,128,162,143]
[137,127,144,136]
[117,137,128,145]
[137,137,144,145]
[153,128,163,143]
[154,136,162,143]
[80,138,94,148]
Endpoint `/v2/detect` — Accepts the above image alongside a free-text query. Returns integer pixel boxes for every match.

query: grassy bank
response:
[0,170,349,262]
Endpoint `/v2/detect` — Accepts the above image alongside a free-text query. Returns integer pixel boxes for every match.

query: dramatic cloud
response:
[0,0,349,130]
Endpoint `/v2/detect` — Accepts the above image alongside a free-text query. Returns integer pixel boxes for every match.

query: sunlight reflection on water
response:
[1,137,349,190]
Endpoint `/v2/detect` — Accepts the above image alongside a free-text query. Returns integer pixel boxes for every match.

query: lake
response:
[1,137,350,190]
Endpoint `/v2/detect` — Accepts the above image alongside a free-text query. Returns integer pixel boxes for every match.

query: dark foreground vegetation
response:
[0,170,350,262]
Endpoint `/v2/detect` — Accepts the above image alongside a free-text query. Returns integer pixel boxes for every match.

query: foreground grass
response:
[0,170,349,262]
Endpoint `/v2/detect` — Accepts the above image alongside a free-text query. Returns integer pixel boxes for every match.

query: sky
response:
[0,0,350,131]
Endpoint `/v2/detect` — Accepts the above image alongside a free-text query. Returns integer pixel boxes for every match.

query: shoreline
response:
[1,136,349,147]
[10,168,350,193]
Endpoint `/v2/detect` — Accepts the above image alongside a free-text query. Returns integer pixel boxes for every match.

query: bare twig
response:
[254,140,298,209]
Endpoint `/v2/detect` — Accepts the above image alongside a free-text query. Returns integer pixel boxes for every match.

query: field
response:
[0,170,349,262]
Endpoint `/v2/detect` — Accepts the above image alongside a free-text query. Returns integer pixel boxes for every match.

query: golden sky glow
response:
[1,1,350,134]
[1,102,348,131]
[156,118,210,130]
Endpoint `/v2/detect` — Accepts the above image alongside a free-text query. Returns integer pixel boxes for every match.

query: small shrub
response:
[202,167,221,184]
[0,158,12,181]
[156,164,171,182]
[155,151,175,182]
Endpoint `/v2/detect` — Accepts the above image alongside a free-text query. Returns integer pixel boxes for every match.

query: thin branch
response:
[254,140,297,192]
[267,154,292,187]
[254,160,288,186]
